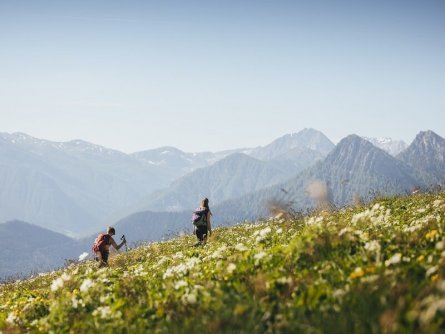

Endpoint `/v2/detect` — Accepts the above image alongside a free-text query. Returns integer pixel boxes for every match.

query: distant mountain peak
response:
[0,132,124,156]
[325,134,394,166]
[397,130,445,186]
[362,136,407,156]
[251,128,335,160]
[404,130,445,155]
[62,139,125,156]
[1,132,45,145]
[414,130,443,144]
[337,134,372,147]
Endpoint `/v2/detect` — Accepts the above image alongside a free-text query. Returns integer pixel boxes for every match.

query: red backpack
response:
[92,233,111,253]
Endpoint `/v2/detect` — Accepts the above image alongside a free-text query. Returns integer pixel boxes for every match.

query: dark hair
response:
[107,226,116,235]
[201,198,209,209]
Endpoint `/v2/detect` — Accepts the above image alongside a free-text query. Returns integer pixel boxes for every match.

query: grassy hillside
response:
[1,192,445,333]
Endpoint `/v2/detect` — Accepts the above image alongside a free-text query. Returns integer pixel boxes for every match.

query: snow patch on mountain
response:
[363,137,408,156]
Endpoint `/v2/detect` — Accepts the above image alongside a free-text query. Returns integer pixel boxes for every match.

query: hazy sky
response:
[1,0,444,153]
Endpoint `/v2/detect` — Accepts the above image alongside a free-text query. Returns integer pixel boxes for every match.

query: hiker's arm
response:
[207,212,212,235]
[110,237,125,251]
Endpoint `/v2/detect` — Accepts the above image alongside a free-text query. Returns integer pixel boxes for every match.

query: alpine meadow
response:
[1,191,445,333]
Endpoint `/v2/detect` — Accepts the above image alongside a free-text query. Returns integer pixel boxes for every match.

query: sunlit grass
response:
[1,192,445,333]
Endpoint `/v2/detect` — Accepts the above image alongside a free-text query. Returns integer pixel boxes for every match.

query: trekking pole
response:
[121,235,128,252]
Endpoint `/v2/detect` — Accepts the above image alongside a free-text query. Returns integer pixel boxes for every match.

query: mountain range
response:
[0,129,334,236]
[92,130,445,243]
[1,129,444,279]
[220,131,441,221]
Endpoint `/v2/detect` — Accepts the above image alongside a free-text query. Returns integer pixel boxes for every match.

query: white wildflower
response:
[254,226,272,242]
[80,278,95,292]
[351,211,368,225]
[254,251,267,265]
[227,263,237,274]
[333,289,347,299]
[71,296,85,309]
[417,208,427,213]
[51,273,71,292]
[154,256,170,268]
[338,227,352,237]
[6,312,19,324]
[174,280,188,290]
[426,266,438,278]
[385,253,402,267]
[78,252,89,261]
[210,245,228,259]
[306,216,324,226]
[93,306,112,319]
[172,252,184,259]
[419,297,445,325]
[235,243,248,252]
[276,228,283,234]
[163,257,201,279]
[433,200,443,208]
[352,204,387,226]
[259,227,271,237]
[364,240,381,253]
[436,241,444,251]
[100,295,110,304]
[133,264,147,277]
[182,292,197,305]
[276,276,292,285]
[403,220,424,233]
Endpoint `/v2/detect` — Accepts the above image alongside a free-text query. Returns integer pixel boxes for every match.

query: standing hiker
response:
[92,226,126,267]
[192,198,212,245]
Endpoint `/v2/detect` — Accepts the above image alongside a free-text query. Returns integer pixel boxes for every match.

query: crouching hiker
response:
[192,198,212,246]
[92,226,126,267]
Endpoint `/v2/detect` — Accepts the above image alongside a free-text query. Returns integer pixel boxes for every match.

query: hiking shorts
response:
[95,250,110,264]
[195,226,208,241]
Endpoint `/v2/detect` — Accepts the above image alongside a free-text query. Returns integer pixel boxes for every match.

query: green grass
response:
[1,192,445,333]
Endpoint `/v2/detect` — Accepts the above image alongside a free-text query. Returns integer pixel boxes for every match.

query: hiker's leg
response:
[196,228,204,242]
[203,229,208,244]
[98,250,109,267]
[197,226,208,245]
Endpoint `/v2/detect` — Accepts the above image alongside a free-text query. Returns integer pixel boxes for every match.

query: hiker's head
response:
[201,198,209,209]
[107,226,116,236]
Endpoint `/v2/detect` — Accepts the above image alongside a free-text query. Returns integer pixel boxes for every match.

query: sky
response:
[0,0,444,153]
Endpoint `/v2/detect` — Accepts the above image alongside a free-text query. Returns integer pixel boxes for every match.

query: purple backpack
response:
[192,207,208,227]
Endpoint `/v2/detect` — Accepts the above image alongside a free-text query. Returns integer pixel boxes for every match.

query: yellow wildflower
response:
[426,230,439,241]
[365,266,376,274]
[350,267,365,279]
